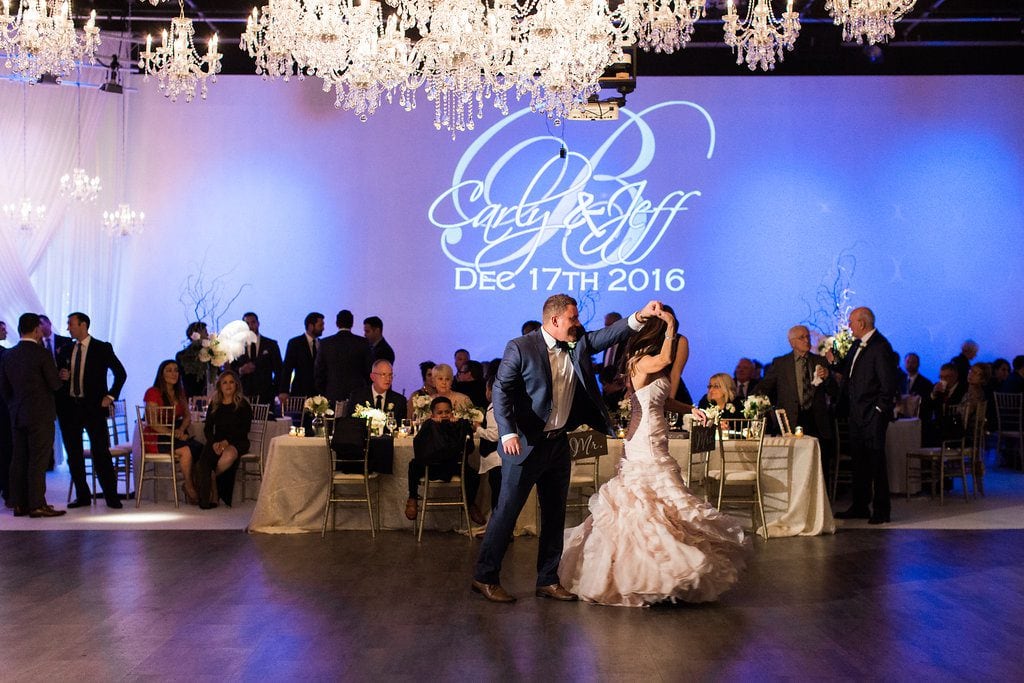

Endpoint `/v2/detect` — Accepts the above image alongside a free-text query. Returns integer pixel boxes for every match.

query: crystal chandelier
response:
[724,0,800,71]
[618,0,705,54]
[139,0,223,102]
[826,0,916,45]
[102,204,145,237]
[3,84,46,232]
[0,0,100,81]
[60,80,101,203]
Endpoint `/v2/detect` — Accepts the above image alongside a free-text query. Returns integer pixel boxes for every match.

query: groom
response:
[472,294,661,603]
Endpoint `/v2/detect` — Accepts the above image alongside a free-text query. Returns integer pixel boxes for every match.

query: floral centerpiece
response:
[818,325,855,360]
[700,404,723,425]
[411,394,433,421]
[454,405,485,424]
[742,395,771,420]
[181,320,255,392]
[304,395,334,436]
[352,403,388,436]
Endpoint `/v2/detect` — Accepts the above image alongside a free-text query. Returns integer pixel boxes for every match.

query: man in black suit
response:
[830,307,899,524]
[0,313,65,517]
[315,310,373,405]
[757,325,837,468]
[363,316,395,365]
[1003,356,1024,394]
[0,320,12,506]
[278,312,325,407]
[55,312,127,509]
[903,352,934,399]
[232,312,283,413]
[950,340,978,389]
[733,357,760,403]
[39,314,73,366]
[472,294,658,603]
[346,359,408,421]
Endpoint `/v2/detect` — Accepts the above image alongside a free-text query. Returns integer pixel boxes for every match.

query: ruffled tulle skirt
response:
[559,451,748,607]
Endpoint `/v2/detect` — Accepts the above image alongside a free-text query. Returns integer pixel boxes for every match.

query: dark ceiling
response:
[80,0,1023,77]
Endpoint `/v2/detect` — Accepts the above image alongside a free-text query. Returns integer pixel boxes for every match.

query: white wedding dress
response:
[559,376,747,606]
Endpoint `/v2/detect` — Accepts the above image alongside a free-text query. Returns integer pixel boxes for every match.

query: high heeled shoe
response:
[181,485,199,506]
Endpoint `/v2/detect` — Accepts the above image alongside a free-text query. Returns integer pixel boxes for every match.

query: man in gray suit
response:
[0,313,65,517]
[314,310,373,406]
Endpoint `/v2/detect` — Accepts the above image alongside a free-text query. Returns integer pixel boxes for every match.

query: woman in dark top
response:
[196,369,252,509]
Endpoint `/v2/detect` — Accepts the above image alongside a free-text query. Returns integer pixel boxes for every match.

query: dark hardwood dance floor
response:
[2,528,1023,681]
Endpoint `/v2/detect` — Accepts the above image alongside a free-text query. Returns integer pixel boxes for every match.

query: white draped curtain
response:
[0,78,124,342]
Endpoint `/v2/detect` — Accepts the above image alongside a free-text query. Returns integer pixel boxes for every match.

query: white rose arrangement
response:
[742,395,772,420]
[455,405,485,424]
[411,394,433,420]
[352,404,388,434]
[304,395,334,417]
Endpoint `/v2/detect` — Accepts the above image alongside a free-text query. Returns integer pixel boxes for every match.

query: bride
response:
[559,309,748,606]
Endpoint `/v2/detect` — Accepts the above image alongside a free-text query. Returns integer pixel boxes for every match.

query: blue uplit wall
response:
[113,74,1022,403]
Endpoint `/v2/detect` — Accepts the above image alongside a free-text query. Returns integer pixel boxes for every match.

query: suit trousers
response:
[848,414,890,517]
[9,418,55,509]
[58,399,118,504]
[474,435,571,586]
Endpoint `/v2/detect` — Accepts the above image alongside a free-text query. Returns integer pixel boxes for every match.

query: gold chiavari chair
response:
[685,422,718,501]
[239,403,271,501]
[707,418,769,539]
[417,435,473,543]
[135,405,181,507]
[993,392,1023,471]
[323,416,379,537]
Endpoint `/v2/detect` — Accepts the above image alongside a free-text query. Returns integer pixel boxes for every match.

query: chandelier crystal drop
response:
[0,0,101,81]
[139,1,223,102]
[59,167,101,202]
[723,0,801,72]
[102,203,145,238]
[618,0,705,54]
[3,197,46,231]
[826,0,916,45]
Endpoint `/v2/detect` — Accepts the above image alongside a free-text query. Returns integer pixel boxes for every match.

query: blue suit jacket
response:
[492,317,633,464]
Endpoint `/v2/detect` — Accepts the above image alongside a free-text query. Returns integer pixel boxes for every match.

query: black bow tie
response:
[555,340,573,352]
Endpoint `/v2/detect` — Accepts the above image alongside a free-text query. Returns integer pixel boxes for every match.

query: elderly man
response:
[757,325,836,466]
[346,359,407,420]
[828,307,899,524]
[733,357,759,403]
[951,340,978,389]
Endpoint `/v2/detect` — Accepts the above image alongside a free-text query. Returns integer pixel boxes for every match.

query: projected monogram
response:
[428,101,715,292]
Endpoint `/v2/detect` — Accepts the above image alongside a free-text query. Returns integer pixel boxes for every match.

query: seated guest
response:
[143,360,203,504]
[963,363,994,423]
[698,373,743,420]
[175,321,211,398]
[408,360,436,419]
[346,359,407,420]
[405,397,476,521]
[454,359,487,408]
[903,352,934,398]
[1003,356,1024,393]
[950,339,979,388]
[925,363,967,445]
[195,370,252,509]
[431,363,473,411]
[990,358,1011,393]
[733,358,759,402]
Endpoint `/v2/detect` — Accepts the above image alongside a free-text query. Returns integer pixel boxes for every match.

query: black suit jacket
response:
[280,334,318,397]
[370,337,395,365]
[231,335,282,404]
[57,337,128,408]
[0,340,62,427]
[906,374,934,398]
[42,334,72,367]
[315,331,373,404]
[756,351,835,437]
[835,331,899,432]
[345,387,407,421]
[733,378,760,402]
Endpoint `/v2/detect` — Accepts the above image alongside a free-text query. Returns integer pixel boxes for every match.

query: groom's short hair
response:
[543,294,577,319]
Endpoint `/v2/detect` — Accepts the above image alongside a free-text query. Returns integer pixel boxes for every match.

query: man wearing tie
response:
[733,357,759,403]
[345,360,407,420]
[232,311,282,413]
[56,312,127,509]
[0,314,65,517]
[278,312,325,408]
[829,307,899,525]
[472,295,658,603]
[39,314,73,365]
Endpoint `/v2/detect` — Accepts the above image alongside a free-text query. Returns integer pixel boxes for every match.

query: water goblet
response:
[386,411,397,434]
[665,411,679,430]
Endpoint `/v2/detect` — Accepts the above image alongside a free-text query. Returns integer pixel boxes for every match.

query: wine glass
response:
[665,411,679,430]
[400,418,412,436]
[386,411,397,435]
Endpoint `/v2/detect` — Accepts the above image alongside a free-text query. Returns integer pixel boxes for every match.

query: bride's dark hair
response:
[625,316,668,366]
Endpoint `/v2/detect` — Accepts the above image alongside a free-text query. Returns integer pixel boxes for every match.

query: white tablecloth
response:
[886,418,922,495]
[248,434,477,534]
[132,417,293,499]
[517,435,835,538]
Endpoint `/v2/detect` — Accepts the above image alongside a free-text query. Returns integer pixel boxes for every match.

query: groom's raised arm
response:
[587,300,663,353]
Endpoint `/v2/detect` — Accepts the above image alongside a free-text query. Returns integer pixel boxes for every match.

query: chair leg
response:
[755,477,769,540]
[417,478,427,542]
[939,459,945,506]
[905,456,912,501]
[364,479,375,538]
[321,486,332,538]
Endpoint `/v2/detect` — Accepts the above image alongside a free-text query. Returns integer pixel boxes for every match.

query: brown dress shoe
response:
[471,580,516,603]
[535,584,578,601]
[29,506,67,518]
[12,506,28,517]
[405,498,418,520]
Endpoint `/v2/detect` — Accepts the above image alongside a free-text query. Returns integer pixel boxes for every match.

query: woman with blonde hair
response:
[430,363,473,411]
[698,373,742,420]
[195,369,252,509]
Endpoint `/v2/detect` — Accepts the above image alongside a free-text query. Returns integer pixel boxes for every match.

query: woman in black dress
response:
[196,369,252,509]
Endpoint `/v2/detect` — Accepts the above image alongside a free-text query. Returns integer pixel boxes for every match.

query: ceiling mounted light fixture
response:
[0,0,101,81]
[138,0,223,102]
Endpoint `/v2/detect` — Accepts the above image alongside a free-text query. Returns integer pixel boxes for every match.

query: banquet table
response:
[249,433,472,533]
[886,418,923,495]
[516,434,836,538]
[132,416,293,501]
[249,431,835,538]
